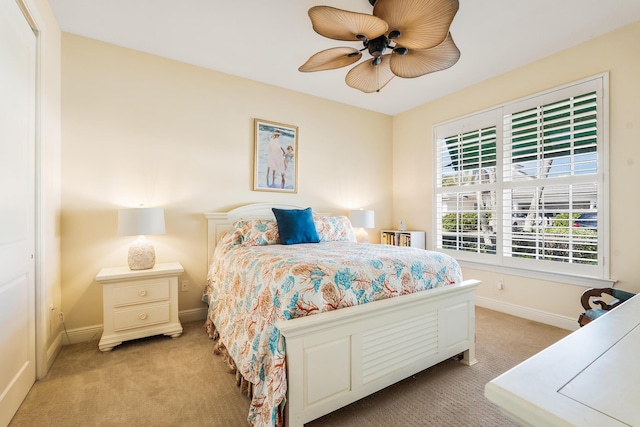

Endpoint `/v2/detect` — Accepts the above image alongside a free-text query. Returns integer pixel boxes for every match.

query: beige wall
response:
[393,21,640,323]
[61,34,393,331]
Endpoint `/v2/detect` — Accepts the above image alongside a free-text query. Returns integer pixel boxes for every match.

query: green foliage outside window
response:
[443,211,597,263]
[442,212,487,231]
[513,213,598,263]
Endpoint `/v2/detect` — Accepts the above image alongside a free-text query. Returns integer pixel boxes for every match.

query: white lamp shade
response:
[349,209,375,229]
[118,207,165,236]
[118,207,165,270]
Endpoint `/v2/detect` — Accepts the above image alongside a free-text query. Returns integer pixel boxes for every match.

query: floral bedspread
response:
[203,230,462,426]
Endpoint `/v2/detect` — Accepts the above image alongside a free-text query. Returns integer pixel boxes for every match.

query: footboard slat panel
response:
[361,310,439,383]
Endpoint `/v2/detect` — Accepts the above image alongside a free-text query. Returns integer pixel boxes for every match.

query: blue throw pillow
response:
[272,207,320,245]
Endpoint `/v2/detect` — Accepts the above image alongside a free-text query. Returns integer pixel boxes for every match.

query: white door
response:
[0,0,37,425]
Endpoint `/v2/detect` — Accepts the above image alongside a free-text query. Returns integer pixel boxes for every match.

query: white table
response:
[485,293,640,426]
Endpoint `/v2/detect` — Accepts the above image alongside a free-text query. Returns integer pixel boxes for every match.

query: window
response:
[434,75,608,280]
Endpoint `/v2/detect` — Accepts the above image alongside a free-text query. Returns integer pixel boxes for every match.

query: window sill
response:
[457,260,616,288]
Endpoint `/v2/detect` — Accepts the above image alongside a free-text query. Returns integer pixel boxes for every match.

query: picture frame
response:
[253,118,298,193]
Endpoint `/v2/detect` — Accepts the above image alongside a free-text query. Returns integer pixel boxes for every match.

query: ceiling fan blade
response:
[374,0,459,49]
[390,32,460,78]
[345,54,395,93]
[308,6,388,42]
[299,47,362,72]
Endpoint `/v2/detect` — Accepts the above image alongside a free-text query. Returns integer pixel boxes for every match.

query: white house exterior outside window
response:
[434,74,609,280]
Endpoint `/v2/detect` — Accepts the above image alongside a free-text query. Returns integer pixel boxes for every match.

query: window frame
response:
[432,73,610,285]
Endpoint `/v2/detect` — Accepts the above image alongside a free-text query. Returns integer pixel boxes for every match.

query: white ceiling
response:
[49,0,640,116]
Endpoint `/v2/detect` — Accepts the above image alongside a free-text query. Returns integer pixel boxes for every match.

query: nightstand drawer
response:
[114,278,170,307]
[113,302,170,331]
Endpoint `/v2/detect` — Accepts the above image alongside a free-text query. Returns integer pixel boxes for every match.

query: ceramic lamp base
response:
[128,236,156,270]
[354,228,370,243]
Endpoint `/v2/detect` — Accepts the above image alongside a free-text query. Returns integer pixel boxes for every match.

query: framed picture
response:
[253,118,298,193]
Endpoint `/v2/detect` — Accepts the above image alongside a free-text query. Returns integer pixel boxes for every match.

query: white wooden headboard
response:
[204,203,311,267]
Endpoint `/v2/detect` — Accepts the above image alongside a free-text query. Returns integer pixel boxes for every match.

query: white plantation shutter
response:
[435,110,500,261]
[504,92,598,181]
[434,75,608,279]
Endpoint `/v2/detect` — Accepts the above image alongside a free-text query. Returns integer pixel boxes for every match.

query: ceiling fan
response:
[299,0,460,93]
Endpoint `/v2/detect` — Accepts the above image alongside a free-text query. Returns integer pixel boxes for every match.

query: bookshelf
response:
[380,230,426,249]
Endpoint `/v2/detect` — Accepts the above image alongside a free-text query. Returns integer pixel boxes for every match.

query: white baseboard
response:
[475,296,579,331]
[56,300,573,348]
[56,324,102,346]
[57,307,209,346]
[179,307,208,324]
[43,333,63,378]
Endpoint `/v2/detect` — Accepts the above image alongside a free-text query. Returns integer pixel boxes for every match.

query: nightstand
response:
[96,262,184,351]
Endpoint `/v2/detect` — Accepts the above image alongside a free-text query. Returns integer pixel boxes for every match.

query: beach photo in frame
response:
[253,119,298,193]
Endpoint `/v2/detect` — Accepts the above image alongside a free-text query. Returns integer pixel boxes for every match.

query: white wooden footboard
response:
[276,279,480,427]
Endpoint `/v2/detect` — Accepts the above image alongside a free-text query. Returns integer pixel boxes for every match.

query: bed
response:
[203,203,480,427]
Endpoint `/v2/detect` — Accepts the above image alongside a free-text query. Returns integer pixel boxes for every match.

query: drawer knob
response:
[138,313,148,320]
[138,289,147,297]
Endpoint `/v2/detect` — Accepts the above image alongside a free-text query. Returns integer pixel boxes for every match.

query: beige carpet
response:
[9,307,570,427]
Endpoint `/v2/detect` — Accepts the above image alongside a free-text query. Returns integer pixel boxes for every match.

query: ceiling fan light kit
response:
[299,0,460,93]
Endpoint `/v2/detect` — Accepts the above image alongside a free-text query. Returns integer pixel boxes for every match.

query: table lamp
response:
[118,207,165,270]
[349,209,375,243]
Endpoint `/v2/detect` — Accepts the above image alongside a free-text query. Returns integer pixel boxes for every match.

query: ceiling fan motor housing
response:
[366,35,390,58]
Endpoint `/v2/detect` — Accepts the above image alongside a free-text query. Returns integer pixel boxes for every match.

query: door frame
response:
[16,0,47,380]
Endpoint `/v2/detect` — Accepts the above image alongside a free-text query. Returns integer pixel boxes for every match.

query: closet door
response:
[0,0,37,424]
